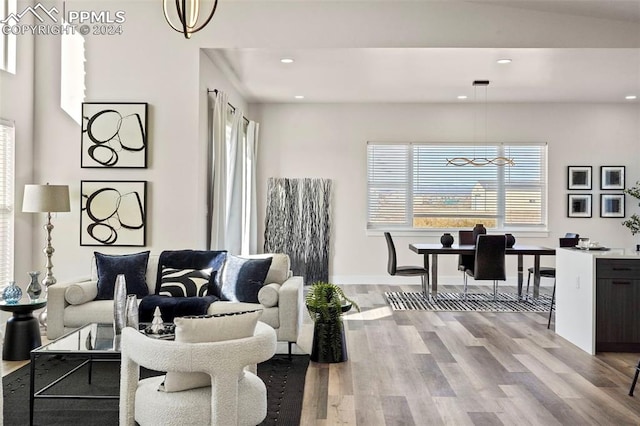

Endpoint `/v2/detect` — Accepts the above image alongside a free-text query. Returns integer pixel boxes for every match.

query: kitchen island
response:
[556,247,640,355]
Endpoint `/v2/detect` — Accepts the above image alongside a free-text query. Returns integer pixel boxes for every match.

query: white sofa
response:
[47,253,303,354]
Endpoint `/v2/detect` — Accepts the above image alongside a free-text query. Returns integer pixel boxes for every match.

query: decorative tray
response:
[574,246,610,251]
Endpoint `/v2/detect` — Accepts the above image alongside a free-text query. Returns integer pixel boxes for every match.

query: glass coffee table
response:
[29,323,121,426]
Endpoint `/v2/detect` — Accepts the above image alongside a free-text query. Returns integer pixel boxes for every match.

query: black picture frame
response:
[81,102,148,168]
[600,193,625,218]
[600,166,625,190]
[80,180,147,246]
[567,166,592,190]
[568,194,592,218]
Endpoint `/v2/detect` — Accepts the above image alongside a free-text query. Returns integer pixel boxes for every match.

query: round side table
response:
[0,299,47,360]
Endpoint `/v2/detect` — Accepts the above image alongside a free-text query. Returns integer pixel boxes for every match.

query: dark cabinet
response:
[596,259,640,352]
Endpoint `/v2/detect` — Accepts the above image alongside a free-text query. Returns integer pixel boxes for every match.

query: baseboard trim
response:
[328,275,555,287]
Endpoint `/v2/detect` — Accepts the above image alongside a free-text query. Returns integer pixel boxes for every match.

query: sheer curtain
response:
[207,90,259,255]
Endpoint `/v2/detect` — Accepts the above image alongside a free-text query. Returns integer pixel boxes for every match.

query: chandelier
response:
[446,80,515,167]
[163,0,219,39]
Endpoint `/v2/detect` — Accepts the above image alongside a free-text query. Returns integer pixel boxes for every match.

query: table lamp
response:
[22,184,70,324]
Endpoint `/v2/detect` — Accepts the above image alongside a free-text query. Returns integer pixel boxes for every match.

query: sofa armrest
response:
[47,277,91,340]
[276,275,303,343]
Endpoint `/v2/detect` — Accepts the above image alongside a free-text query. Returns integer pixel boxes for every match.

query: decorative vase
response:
[113,274,127,335]
[505,233,516,248]
[125,294,139,330]
[2,281,22,304]
[27,271,42,300]
[472,223,487,244]
[440,233,454,248]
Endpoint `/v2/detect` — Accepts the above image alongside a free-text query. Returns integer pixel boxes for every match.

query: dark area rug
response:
[3,354,309,425]
[386,291,553,312]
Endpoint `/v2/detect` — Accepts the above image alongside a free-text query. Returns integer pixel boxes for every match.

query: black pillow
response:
[155,250,227,296]
[95,251,150,300]
[216,255,273,303]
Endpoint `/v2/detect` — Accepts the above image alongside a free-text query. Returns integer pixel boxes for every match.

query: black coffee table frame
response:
[29,323,120,426]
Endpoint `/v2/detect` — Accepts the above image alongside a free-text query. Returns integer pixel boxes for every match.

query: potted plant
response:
[623,181,640,237]
[305,282,360,363]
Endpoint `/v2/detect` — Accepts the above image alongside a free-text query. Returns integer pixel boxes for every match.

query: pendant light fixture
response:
[163,0,219,39]
[446,80,515,166]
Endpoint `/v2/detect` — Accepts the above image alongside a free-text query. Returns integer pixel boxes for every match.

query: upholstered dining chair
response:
[525,233,579,328]
[119,321,277,426]
[384,232,430,296]
[457,230,475,286]
[464,234,506,301]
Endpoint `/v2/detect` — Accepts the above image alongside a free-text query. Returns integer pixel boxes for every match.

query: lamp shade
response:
[22,184,71,213]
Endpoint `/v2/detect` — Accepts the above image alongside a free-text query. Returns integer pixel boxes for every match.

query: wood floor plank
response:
[299,285,640,425]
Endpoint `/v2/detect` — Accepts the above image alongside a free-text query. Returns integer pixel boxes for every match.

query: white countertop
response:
[558,247,640,258]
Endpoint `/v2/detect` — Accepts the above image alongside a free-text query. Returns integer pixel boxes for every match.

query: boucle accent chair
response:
[47,251,303,355]
[119,322,277,426]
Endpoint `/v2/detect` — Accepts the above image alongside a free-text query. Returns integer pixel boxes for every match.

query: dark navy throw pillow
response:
[217,255,273,303]
[95,251,150,300]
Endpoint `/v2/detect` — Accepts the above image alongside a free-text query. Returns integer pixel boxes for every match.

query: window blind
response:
[0,119,14,286]
[367,142,547,230]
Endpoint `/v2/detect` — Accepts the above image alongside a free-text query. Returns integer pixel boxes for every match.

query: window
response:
[0,119,14,285]
[367,142,547,231]
[0,0,17,74]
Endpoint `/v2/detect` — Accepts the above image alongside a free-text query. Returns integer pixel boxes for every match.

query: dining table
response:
[409,243,556,300]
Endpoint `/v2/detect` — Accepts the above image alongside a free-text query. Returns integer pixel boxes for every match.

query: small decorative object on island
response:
[440,233,454,248]
[472,223,487,244]
[2,281,22,304]
[26,271,42,299]
[623,181,640,239]
[113,274,127,335]
[306,282,360,363]
[505,233,516,248]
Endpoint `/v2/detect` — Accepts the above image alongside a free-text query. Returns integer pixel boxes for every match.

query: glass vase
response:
[3,281,22,304]
[27,271,42,300]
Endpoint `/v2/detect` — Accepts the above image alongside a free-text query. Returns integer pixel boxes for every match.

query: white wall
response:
[10,0,640,285]
[253,102,640,284]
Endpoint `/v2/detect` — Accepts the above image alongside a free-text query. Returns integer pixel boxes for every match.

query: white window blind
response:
[0,119,14,285]
[367,142,547,231]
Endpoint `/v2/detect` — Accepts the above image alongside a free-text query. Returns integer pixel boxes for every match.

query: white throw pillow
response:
[159,309,263,392]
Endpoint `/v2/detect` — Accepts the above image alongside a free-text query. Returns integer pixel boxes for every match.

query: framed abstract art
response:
[81,102,148,168]
[80,180,147,246]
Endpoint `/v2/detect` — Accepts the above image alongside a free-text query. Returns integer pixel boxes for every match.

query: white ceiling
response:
[207,1,640,104]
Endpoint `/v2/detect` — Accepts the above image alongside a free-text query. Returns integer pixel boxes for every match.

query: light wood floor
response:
[299,284,640,425]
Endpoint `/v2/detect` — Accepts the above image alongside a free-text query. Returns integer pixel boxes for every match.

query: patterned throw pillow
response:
[159,267,212,298]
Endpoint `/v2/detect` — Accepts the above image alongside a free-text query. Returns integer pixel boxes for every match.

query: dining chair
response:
[457,230,475,286]
[464,234,506,301]
[384,232,430,296]
[528,233,579,328]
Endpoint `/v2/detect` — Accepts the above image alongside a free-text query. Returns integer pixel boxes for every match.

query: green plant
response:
[305,282,360,360]
[623,181,640,235]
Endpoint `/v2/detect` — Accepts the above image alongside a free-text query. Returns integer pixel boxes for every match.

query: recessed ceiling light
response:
[280,58,294,64]
[625,95,637,100]
[294,95,304,99]
[497,59,512,64]
[457,95,468,100]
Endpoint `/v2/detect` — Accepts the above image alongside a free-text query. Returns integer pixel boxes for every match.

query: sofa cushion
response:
[65,281,99,305]
[95,251,150,300]
[160,309,263,392]
[159,267,213,298]
[216,255,272,303]
[156,250,227,295]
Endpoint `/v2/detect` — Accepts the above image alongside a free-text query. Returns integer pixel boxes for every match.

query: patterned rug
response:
[385,291,553,312]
